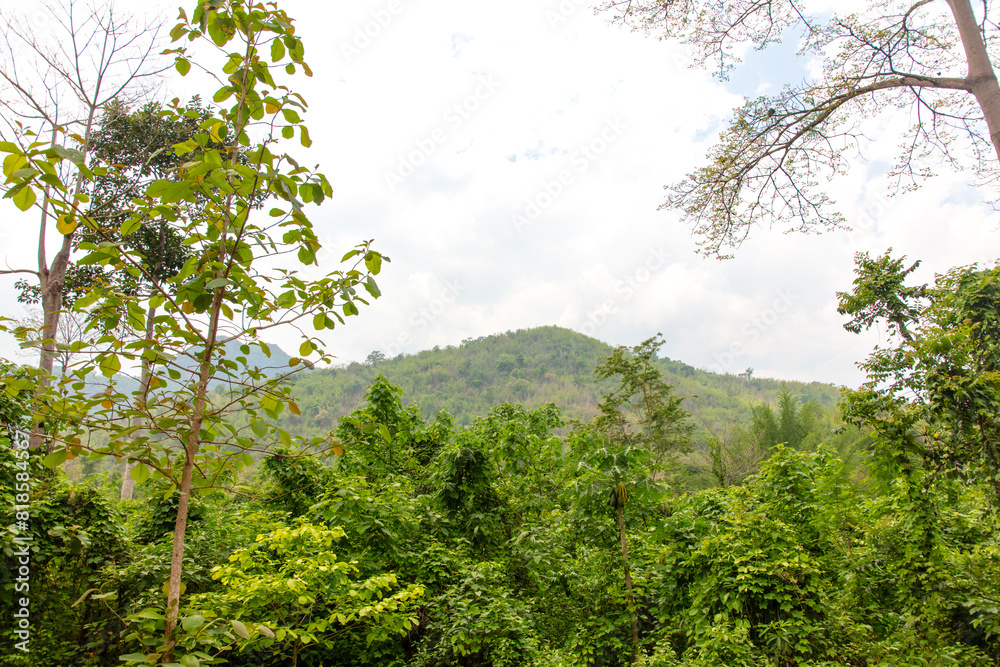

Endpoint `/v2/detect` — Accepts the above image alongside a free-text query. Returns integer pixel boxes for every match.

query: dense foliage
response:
[0,1,998,666]
[3,326,998,664]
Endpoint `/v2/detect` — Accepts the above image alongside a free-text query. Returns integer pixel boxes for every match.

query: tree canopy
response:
[600,0,1000,257]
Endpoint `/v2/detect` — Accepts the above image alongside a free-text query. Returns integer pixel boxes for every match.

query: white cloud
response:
[2,0,998,390]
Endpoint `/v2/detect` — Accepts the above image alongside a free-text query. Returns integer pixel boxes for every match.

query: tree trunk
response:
[948,0,1000,167]
[617,502,640,663]
[29,112,97,451]
[121,305,157,500]
[29,230,74,451]
[163,288,223,660]
[162,440,196,661]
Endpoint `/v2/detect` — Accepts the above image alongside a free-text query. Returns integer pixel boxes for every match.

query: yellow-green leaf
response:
[56,213,77,235]
[130,462,150,483]
[99,353,122,378]
[12,185,35,211]
[271,38,285,62]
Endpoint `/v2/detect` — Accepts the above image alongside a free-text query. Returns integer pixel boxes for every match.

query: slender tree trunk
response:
[29,109,97,450]
[29,230,74,451]
[121,305,158,500]
[948,0,1000,167]
[162,439,196,661]
[617,502,639,663]
[163,290,223,660]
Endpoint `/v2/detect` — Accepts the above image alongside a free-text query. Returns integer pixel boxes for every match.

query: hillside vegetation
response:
[285,325,841,433]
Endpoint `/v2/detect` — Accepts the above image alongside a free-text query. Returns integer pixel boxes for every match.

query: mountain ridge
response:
[281,325,842,435]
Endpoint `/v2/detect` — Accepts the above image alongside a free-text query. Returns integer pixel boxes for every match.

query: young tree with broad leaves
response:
[1,0,389,662]
[600,0,1000,257]
[838,250,1000,504]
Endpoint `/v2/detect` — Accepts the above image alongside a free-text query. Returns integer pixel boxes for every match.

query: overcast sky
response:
[2,0,999,387]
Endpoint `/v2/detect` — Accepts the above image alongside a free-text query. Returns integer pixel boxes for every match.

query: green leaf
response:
[120,217,141,237]
[41,449,68,468]
[11,184,35,211]
[99,354,122,378]
[182,614,206,632]
[175,57,191,75]
[117,653,149,662]
[299,340,313,356]
[300,125,312,148]
[260,394,279,413]
[51,145,85,165]
[251,419,267,438]
[206,277,229,289]
[271,38,285,62]
[56,213,77,235]
[130,462,150,483]
[364,252,382,274]
[231,619,251,640]
[282,125,294,139]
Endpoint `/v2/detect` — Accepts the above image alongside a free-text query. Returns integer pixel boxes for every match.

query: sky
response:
[1,0,999,387]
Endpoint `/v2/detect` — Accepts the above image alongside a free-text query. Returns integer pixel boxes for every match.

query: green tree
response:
[601,0,1000,257]
[336,374,453,481]
[570,432,658,663]
[1,1,388,661]
[188,522,424,667]
[0,2,163,448]
[593,334,693,477]
[579,334,691,662]
[839,250,1000,503]
[703,421,767,487]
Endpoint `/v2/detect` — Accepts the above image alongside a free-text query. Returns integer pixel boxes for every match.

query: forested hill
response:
[284,325,842,434]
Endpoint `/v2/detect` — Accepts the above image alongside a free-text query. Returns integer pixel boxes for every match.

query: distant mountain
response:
[85,338,295,395]
[280,326,843,436]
